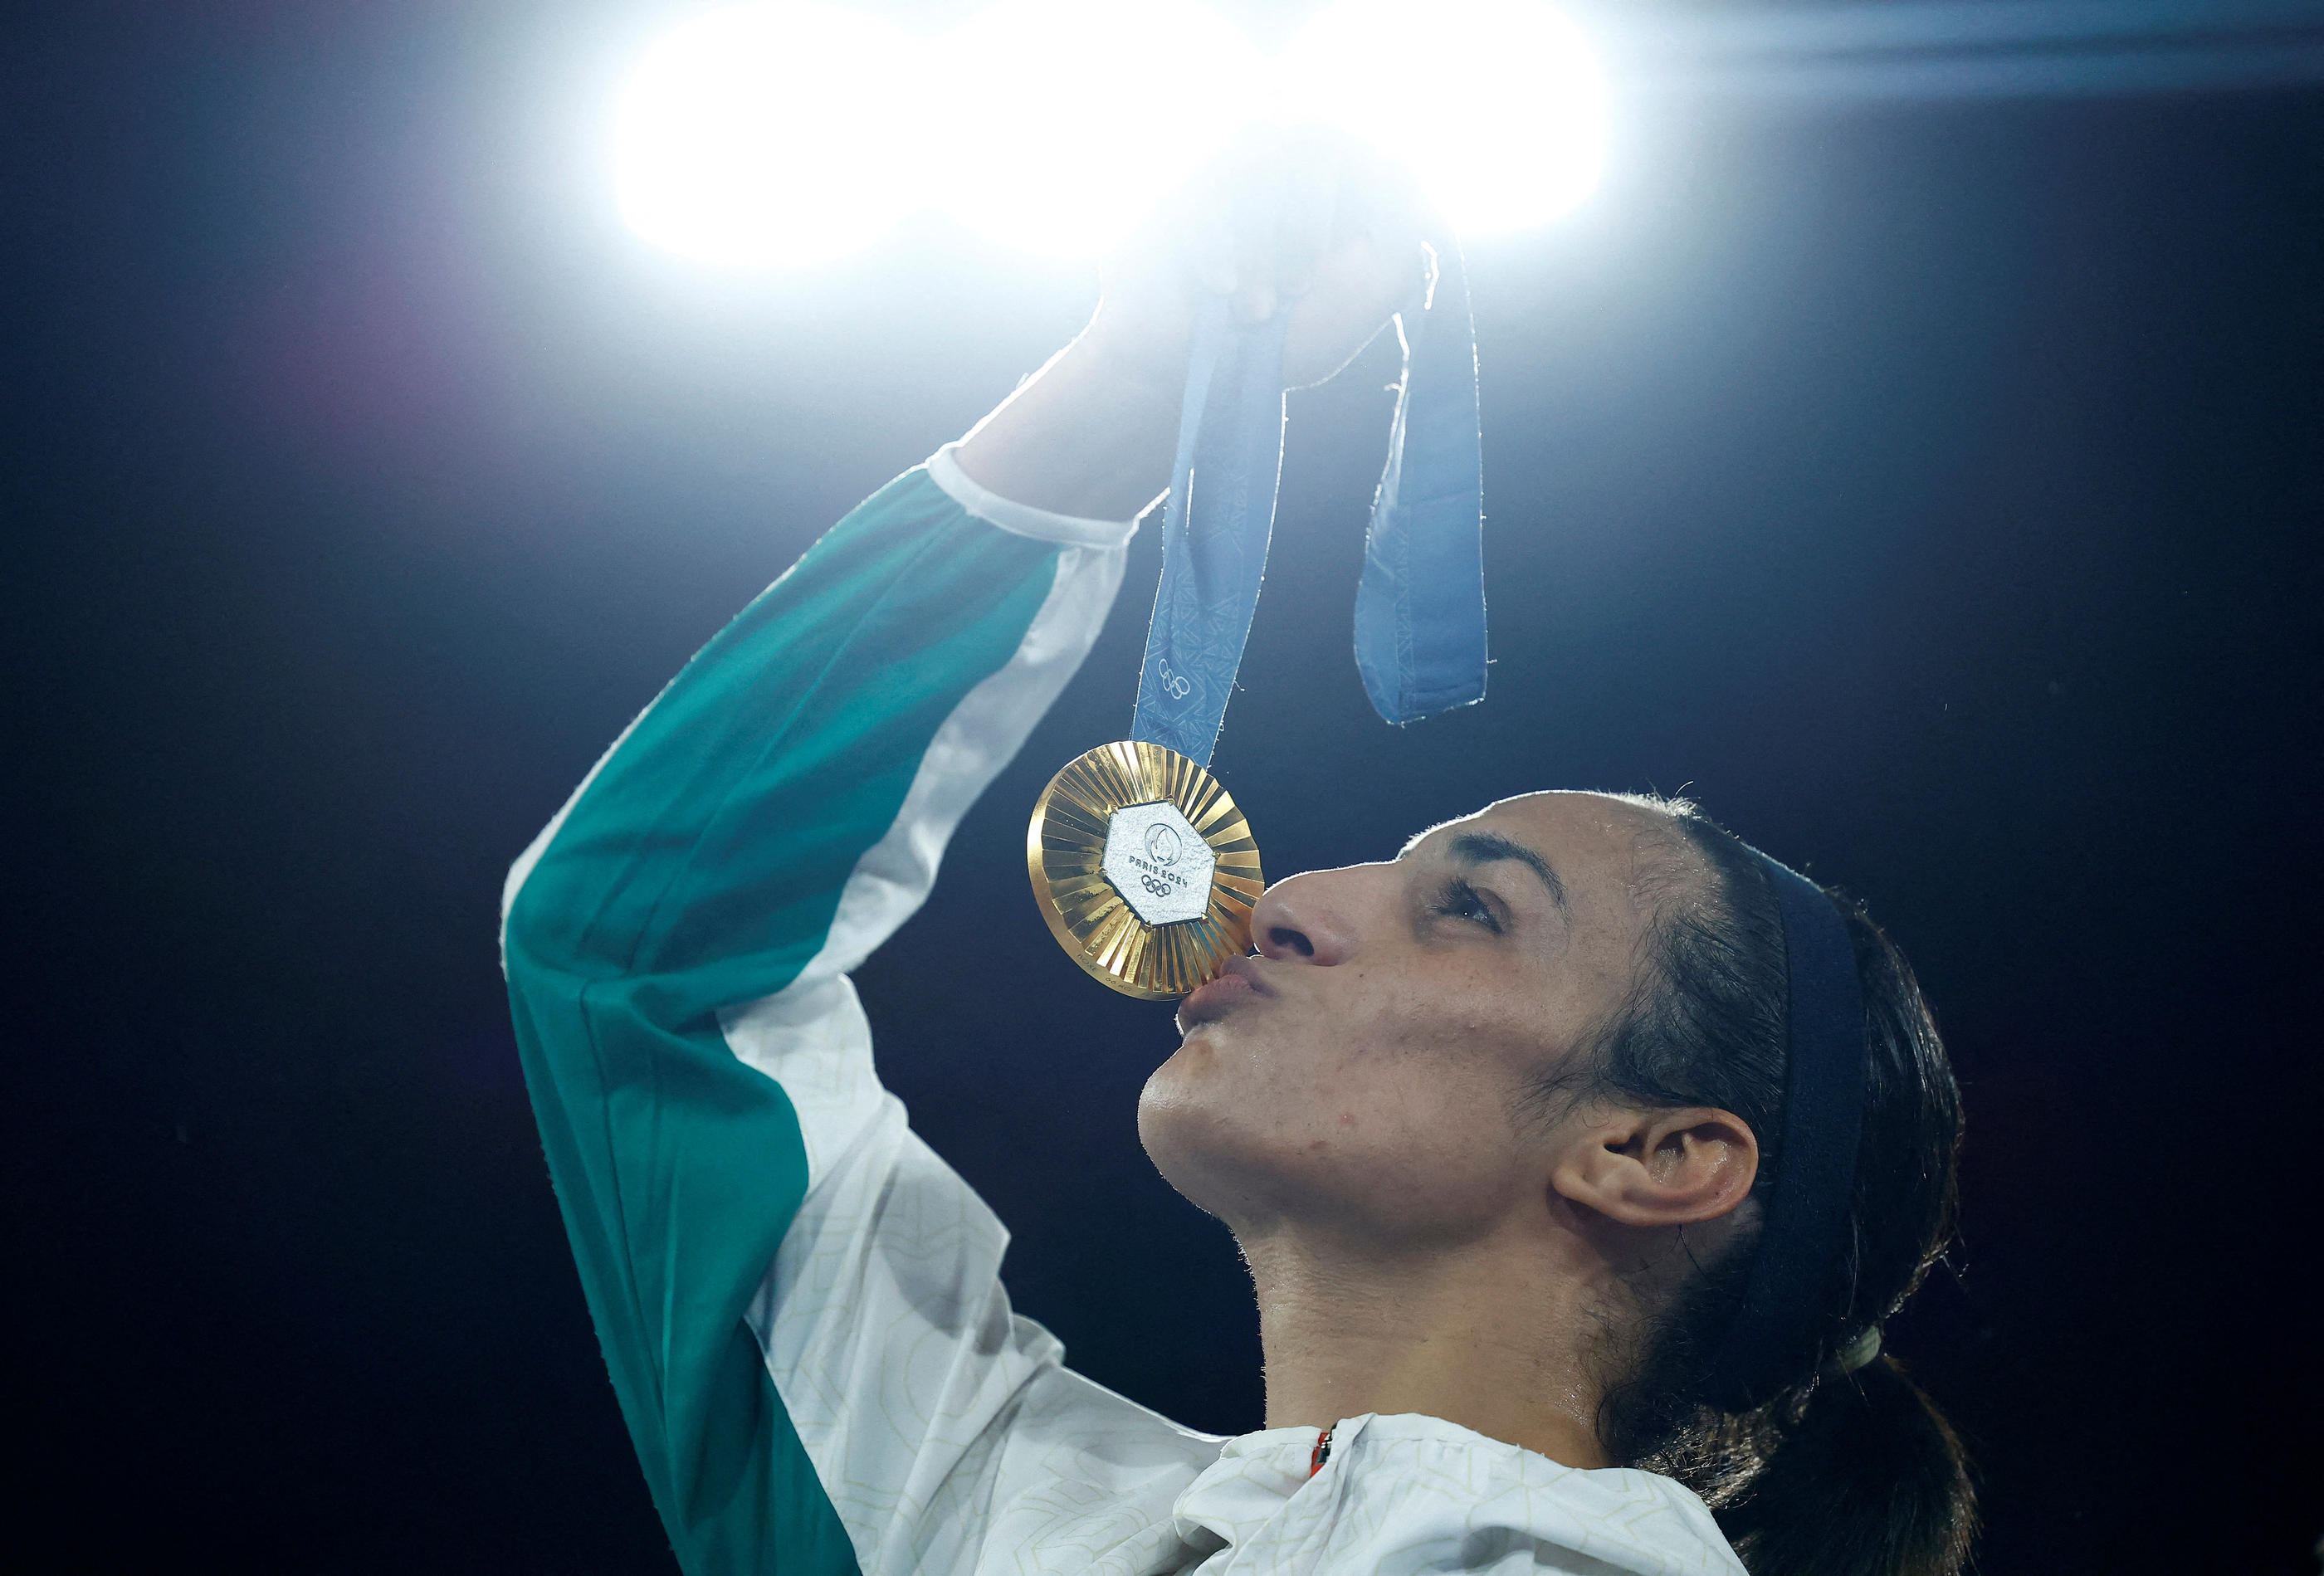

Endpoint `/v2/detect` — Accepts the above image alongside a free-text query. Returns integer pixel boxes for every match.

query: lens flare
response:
[613,2,927,266]
[1280,0,1606,234]
[610,0,1608,264]
[940,0,1266,259]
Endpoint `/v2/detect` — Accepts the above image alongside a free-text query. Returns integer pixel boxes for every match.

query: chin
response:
[1135,1058,1262,1223]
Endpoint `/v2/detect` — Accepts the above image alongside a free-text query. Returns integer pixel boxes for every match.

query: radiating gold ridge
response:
[1026,740,1263,1000]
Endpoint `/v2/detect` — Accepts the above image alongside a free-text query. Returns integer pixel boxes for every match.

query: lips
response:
[1176,956,1272,1030]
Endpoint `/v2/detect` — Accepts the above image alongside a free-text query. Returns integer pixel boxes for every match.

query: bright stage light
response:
[940,0,1266,259]
[1281,0,1606,235]
[613,2,926,266]
[610,0,1608,266]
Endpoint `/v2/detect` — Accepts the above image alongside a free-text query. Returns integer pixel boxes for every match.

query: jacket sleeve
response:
[500,451,1184,1576]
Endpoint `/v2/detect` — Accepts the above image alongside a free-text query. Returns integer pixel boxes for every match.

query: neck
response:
[1241,1222,1613,1469]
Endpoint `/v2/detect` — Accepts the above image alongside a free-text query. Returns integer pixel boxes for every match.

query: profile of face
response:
[1138,790,1741,1253]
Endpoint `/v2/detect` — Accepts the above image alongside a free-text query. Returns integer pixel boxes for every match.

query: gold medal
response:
[1025,740,1263,1000]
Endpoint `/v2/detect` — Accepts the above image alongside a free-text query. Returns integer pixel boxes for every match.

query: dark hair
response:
[1566,798,1975,1576]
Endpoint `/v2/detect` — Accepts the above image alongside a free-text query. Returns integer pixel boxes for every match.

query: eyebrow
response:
[1443,831,1569,913]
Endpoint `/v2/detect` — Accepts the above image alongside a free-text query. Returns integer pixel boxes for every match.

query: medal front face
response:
[1026,740,1263,999]
[1101,802,1214,925]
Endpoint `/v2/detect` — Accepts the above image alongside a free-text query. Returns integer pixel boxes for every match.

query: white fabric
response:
[720,492,1745,1576]
[927,442,1145,549]
[721,532,1125,1188]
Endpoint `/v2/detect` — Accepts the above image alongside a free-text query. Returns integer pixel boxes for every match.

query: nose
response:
[1247,866,1365,966]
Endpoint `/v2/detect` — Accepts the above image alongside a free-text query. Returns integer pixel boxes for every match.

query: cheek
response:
[1297,1054,1532,1227]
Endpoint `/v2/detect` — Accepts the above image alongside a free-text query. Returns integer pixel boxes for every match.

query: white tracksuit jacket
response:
[500,446,1747,1576]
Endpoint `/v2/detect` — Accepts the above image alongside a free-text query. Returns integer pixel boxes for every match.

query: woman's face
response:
[1138,791,1686,1245]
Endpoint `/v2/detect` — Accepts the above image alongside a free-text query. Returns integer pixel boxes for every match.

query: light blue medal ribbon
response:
[1354,244,1489,724]
[1028,241,1487,997]
[1130,244,1488,768]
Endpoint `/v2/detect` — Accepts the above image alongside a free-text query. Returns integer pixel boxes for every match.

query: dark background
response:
[6,1,2321,1570]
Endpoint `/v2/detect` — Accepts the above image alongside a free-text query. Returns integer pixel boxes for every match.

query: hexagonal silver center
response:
[1103,801,1216,926]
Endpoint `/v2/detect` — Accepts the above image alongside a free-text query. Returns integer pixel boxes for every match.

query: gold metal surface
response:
[1026,740,1264,1000]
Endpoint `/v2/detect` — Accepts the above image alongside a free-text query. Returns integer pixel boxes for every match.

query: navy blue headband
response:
[1698,846,1869,1411]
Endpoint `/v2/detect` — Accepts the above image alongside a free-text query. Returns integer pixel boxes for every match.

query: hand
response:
[954,126,1434,520]
[1083,125,1436,393]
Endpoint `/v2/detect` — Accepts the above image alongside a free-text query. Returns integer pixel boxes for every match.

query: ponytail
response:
[1718,1356,1975,1576]
[1565,798,1975,1576]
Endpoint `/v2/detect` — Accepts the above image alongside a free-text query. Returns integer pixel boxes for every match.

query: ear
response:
[1550,1106,1760,1228]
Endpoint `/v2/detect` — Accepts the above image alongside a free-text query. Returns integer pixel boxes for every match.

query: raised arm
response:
[500,454,1143,1574]
[958,128,1430,518]
[501,131,1428,1576]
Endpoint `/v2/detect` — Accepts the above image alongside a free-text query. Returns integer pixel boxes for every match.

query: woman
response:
[501,139,1975,1576]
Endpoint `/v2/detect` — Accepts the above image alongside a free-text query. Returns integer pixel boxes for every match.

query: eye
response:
[1430,876,1504,934]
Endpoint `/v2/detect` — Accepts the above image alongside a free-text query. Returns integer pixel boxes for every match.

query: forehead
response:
[1405,792,1700,926]
[1404,791,1678,866]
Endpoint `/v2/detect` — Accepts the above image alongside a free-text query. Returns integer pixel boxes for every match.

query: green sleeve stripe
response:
[503,469,1064,1575]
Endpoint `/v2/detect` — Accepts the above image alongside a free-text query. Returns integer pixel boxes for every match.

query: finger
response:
[1281,238,1407,388]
